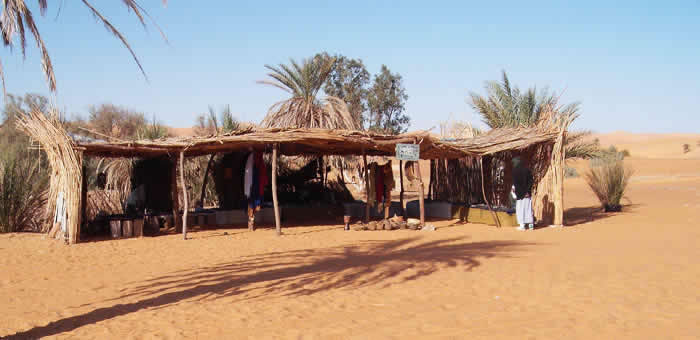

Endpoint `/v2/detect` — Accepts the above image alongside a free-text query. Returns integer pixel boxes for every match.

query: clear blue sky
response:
[2,0,699,133]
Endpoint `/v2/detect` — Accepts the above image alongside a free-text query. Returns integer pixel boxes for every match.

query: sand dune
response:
[1,134,699,339]
[592,131,700,159]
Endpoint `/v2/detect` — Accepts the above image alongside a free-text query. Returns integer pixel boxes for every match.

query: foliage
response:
[259,56,358,130]
[0,0,167,93]
[138,115,169,140]
[585,158,633,211]
[0,151,49,232]
[469,71,597,159]
[194,105,240,136]
[319,53,371,129]
[85,104,150,140]
[367,65,409,134]
[0,94,50,233]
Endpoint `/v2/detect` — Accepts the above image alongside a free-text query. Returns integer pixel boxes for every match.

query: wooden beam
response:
[179,151,188,240]
[414,161,425,227]
[272,144,281,235]
[479,157,501,228]
[363,151,370,223]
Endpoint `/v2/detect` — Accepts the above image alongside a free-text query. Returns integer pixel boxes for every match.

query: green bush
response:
[0,152,49,233]
[585,159,633,212]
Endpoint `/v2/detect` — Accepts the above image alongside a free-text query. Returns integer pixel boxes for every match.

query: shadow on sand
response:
[564,204,642,226]
[6,237,534,339]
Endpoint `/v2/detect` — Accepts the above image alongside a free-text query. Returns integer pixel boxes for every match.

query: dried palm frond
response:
[0,0,168,94]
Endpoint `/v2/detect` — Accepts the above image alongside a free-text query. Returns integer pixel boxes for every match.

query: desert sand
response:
[1,133,700,339]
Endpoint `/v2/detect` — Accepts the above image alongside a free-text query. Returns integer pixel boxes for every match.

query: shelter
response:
[17,109,567,244]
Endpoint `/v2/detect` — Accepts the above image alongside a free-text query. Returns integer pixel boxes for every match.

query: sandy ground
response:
[2,140,700,339]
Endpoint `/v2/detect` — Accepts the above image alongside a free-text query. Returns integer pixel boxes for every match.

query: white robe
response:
[243,153,255,198]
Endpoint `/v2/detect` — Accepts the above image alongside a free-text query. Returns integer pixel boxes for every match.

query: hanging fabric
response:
[368,163,377,207]
[244,152,255,198]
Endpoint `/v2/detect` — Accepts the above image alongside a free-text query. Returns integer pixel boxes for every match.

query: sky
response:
[2,0,699,133]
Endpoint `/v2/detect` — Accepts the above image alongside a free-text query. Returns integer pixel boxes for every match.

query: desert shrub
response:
[683,144,691,154]
[585,158,633,212]
[0,153,49,233]
[620,149,630,157]
[564,166,579,178]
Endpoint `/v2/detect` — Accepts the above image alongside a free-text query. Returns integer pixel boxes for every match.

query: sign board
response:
[395,143,420,161]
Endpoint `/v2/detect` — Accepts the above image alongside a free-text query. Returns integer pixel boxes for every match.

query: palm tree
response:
[259,55,360,188]
[0,0,167,94]
[469,71,598,159]
[259,55,358,130]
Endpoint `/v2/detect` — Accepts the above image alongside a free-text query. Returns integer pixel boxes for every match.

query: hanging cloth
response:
[368,163,377,207]
[255,152,268,198]
[244,152,255,198]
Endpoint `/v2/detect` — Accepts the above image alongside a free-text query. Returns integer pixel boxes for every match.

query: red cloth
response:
[255,152,268,197]
[376,165,384,203]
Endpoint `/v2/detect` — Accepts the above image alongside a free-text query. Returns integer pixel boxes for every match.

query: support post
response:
[479,157,501,228]
[272,144,281,235]
[399,160,405,218]
[179,151,188,240]
[553,129,566,226]
[363,151,370,223]
[80,163,88,240]
[414,161,425,227]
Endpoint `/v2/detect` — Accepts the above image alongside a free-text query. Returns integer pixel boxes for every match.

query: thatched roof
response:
[72,126,559,159]
[444,126,560,156]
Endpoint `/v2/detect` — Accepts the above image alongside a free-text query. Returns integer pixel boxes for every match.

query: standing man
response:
[511,156,534,230]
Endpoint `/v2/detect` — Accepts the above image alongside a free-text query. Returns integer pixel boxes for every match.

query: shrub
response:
[683,144,691,154]
[0,153,49,233]
[585,159,633,212]
[620,149,630,157]
[564,166,579,178]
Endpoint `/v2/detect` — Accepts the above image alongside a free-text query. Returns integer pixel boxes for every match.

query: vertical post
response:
[399,160,405,218]
[179,151,188,240]
[272,144,281,235]
[80,163,88,241]
[414,161,425,226]
[553,129,566,226]
[479,157,501,228]
[363,151,370,223]
[384,188,391,219]
[428,159,434,201]
[171,157,180,230]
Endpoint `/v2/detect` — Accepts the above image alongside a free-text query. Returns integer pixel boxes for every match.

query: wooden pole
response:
[272,144,281,235]
[479,157,501,228]
[553,129,566,226]
[80,163,88,241]
[179,151,188,240]
[363,151,370,223]
[428,159,434,201]
[399,160,405,218]
[414,161,425,227]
